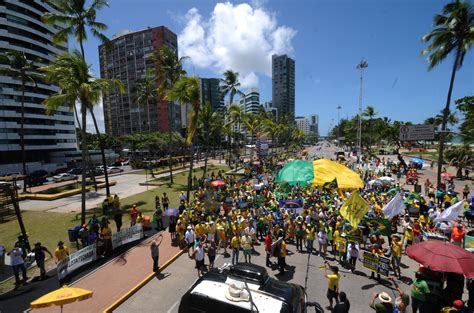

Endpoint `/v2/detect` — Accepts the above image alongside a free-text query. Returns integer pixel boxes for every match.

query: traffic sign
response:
[399,124,435,141]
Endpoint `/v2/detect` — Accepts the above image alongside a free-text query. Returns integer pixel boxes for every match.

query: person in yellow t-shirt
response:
[277,239,287,275]
[231,235,240,265]
[217,225,227,253]
[306,225,315,254]
[391,234,403,278]
[54,241,69,263]
[195,222,206,241]
[323,262,340,310]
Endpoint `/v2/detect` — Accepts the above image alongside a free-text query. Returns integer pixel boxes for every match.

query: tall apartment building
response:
[272,54,295,121]
[295,115,319,136]
[239,89,261,114]
[99,26,180,137]
[200,78,224,111]
[0,0,76,169]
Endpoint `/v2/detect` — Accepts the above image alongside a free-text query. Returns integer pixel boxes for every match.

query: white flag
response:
[434,200,465,222]
[382,193,405,220]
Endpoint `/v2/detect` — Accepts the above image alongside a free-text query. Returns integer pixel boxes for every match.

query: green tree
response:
[42,51,124,225]
[445,145,474,178]
[220,70,244,106]
[455,96,474,144]
[420,0,474,186]
[0,51,41,192]
[42,0,109,58]
[165,76,201,200]
[197,101,222,177]
[133,71,157,132]
[152,45,188,184]
[242,113,261,160]
[43,0,113,196]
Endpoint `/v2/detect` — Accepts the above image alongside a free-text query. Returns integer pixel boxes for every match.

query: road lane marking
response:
[167,301,179,313]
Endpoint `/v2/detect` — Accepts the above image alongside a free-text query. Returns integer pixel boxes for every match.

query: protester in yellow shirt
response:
[306,225,315,254]
[231,235,240,265]
[54,241,69,263]
[277,240,287,275]
[391,234,403,278]
[323,262,340,310]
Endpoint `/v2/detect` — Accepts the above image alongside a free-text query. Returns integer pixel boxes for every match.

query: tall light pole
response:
[336,105,342,143]
[356,59,368,152]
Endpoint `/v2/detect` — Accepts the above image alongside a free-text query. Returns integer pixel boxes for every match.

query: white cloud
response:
[178,2,296,89]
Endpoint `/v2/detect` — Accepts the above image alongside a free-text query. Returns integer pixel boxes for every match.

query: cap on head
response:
[378,292,392,303]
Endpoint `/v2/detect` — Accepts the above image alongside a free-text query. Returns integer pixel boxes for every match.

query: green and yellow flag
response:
[465,234,474,252]
[323,178,338,191]
[340,191,370,228]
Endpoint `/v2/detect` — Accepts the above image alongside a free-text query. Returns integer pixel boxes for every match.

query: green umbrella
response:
[275,160,314,186]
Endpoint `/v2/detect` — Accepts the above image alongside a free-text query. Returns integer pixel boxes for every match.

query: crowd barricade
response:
[57,224,144,280]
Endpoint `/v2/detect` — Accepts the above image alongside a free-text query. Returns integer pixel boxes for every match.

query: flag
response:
[323,178,338,191]
[382,193,405,220]
[434,200,465,222]
[465,234,474,252]
[365,217,392,236]
[339,191,370,228]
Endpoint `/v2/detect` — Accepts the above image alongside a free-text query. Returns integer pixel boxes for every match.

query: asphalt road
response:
[116,238,420,313]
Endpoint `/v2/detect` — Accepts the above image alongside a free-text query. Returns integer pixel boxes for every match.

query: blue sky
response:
[80,0,474,135]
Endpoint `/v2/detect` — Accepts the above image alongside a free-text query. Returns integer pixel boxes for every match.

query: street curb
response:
[102,248,185,313]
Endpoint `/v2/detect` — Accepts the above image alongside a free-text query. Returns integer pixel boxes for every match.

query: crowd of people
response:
[143,153,473,312]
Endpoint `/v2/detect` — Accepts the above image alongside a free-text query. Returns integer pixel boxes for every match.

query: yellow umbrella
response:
[30,286,93,312]
[312,159,364,189]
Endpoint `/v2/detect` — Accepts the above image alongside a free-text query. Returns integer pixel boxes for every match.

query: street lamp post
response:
[336,105,342,143]
[356,59,368,153]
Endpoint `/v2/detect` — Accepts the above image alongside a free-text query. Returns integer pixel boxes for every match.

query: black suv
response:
[179,263,308,313]
[26,170,48,187]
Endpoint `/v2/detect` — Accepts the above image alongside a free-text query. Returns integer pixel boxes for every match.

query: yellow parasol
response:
[30,286,93,312]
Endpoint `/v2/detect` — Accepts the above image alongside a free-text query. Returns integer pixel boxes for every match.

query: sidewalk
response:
[33,231,181,313]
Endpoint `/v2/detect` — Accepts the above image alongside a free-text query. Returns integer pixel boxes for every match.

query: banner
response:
[362,251,390,277]
[57,244,97,280]
[364,217,392,236]
[340,192,370,228]
[382,193,405,220]
[434,200,465,222]
[465,234,474,252]
[279,199,303,209]
[279,199,303,214]
[112,224,144,250]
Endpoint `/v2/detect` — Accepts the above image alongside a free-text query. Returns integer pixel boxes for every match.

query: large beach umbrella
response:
[275,160,314,186]
[311,159,364,189]
[31,286,93,312]
[406,241,474,278]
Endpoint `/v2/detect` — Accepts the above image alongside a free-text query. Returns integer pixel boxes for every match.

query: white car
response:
[107,166,123,174]
[53,173,77,182]
[0,181,21,189]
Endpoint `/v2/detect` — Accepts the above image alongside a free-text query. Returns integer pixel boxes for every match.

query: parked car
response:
[68,168,83,175]
[26,170,48,187]
[107,166,123,174]
[4,172,22,178]
[53,168,68,176]
[52,173,77,182]
[0,181,21,190]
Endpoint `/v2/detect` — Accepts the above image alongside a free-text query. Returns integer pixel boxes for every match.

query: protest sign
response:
[362,251,390,277]
[112,223,144,250]
[57,243,97,280]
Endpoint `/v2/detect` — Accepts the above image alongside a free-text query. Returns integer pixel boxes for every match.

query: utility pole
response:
[336,105,342,142]
[356,59,368,153]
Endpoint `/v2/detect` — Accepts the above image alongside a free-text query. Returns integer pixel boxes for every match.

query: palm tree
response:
[165,76,201,200]
[43,0,113,196]
[42,0,109,59]
[229,104,245,163]
[42,51,124,225]
[362,105,378,152]
[133,71,157,132]
[0,51,41,192]
[242,113,261,160]
[198,101,221,177]
[420,0,474,186]
[220,70,244,106]
[152,45,188,184]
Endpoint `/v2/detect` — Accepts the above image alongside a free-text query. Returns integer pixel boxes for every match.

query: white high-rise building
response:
[295,115,319,136]
[239,89,261,114]
[0,0,76,172]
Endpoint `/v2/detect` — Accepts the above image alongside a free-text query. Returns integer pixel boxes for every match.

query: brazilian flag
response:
[323,178,338,191]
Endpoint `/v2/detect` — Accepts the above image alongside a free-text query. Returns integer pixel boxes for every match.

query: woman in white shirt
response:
[318,228,328,259]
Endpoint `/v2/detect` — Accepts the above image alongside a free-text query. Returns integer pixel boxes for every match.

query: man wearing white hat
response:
[369,291,393,312]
